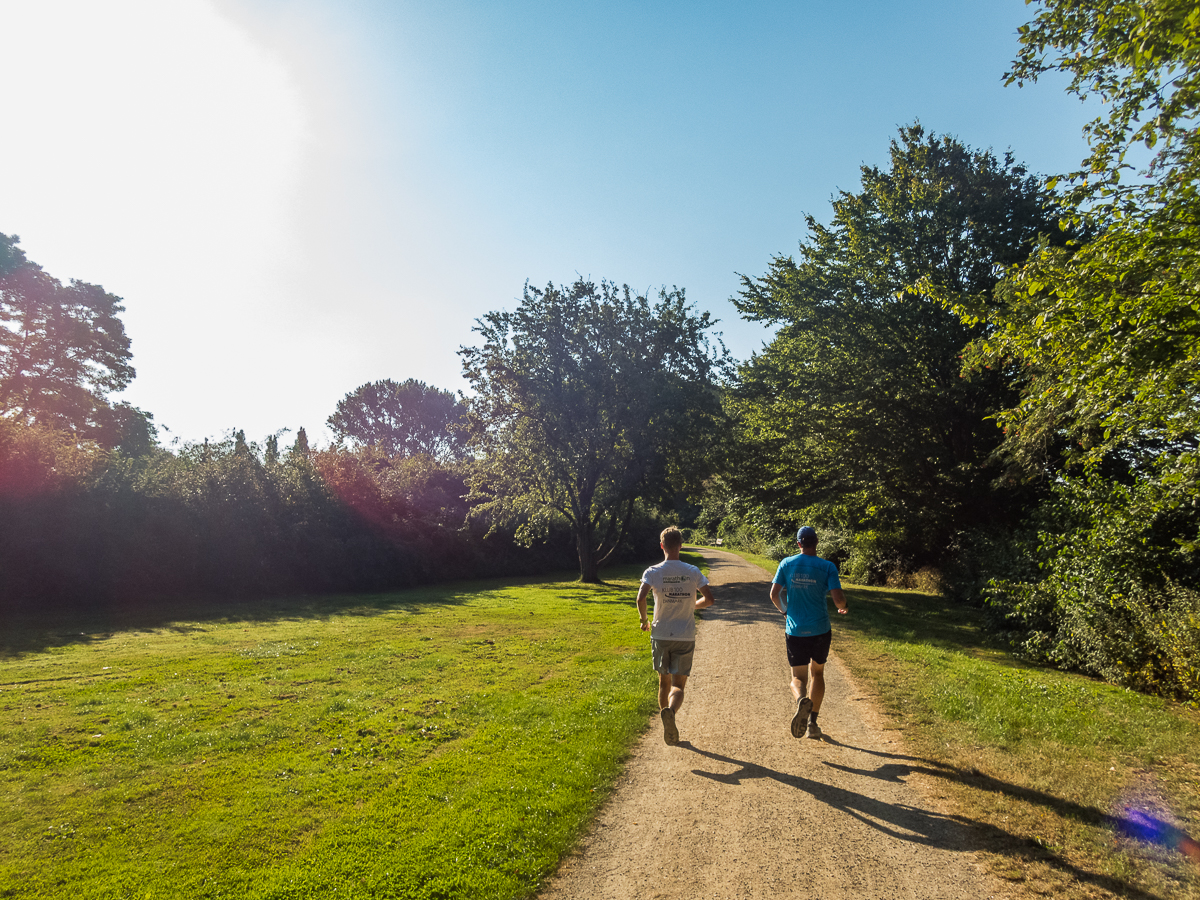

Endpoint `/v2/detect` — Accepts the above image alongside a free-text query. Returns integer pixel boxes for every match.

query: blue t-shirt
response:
[773,553,842,637]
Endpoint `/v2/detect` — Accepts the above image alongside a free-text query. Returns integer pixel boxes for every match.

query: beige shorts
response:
[651,639,695,676]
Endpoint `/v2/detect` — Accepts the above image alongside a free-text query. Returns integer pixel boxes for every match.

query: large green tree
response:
[0,232,144,445]
[958,0,1200,479]
[937,0,1200,700]
[327,378,466,461]
[460,278,728,582]
[730,126,1064,572]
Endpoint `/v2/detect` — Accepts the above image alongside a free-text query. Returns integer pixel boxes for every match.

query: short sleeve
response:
[826,561,842,590]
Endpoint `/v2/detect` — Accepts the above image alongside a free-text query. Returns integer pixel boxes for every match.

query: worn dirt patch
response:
[538,548,1017,900]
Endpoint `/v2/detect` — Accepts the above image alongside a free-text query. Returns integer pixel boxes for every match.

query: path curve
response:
[539,548,1014,900]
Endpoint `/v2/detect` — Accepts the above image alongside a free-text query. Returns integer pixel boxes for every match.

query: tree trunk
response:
[576,525,600,583]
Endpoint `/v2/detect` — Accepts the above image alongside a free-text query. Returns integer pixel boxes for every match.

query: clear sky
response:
[0,0,1095,446]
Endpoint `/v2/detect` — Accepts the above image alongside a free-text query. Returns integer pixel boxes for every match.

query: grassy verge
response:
[709,546,1200,900]
[0,567,656,899]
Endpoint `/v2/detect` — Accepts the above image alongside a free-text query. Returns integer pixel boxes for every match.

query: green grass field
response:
[0,565,666,900]
[715,545,1200,900]
[7,549,1199,900]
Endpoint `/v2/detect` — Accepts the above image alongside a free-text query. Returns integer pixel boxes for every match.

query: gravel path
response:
[538,548,1014,900]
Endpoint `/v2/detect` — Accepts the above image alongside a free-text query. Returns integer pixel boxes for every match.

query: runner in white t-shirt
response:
[636,526,716,745]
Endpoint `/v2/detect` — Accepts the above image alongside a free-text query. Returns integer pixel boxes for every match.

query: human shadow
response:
[675,740,1180,900]
[822,746,1200,867]
[681,741,1007,850]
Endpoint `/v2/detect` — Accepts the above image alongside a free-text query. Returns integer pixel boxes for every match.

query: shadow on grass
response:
[0,566,635,658]
[679,740,1184,900]
[821,743,1200,869]
[836,586,993,653]
[694,546,994,647]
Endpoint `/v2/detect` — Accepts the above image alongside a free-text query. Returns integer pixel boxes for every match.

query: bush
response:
[939,526,1041,607]
[885,566,944,593]
[0,425,578,610]
[983,473,1200,704]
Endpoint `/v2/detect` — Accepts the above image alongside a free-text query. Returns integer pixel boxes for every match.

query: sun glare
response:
[1,0,307,262]
[0,0,310,437]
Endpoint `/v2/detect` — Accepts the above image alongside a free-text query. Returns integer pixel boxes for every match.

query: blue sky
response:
[0,0,1094,444]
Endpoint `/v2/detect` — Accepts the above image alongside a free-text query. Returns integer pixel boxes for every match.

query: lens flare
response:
[1117,805,1200,864]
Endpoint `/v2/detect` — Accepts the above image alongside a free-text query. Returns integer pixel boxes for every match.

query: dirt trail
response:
[539,548,1014,900]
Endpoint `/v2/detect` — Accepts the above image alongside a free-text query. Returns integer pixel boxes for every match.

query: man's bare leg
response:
[658,673,672,710]
[789,664,812,738]
[659,673,687,744]
[790,664,809,702]
[807,662,826,713]
[805,661,827,739]
[662,676,691,710]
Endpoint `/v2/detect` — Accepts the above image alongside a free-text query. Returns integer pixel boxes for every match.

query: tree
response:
[460,278,729,582]
[961,1,1200,479]
[0,232,138,442]
[730,126,1064,576]
[327,378,467,461]
[93,401,158,457]
[936,0,1200,698]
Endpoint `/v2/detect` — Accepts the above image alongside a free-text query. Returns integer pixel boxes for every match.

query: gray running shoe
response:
[805,719,823,740]
[661,707,679,745]
[791,697,813,738]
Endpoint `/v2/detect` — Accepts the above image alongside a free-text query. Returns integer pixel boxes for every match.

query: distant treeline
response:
[0,421,666,609]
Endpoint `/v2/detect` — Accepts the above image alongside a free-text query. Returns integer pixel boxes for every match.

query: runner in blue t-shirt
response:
[770,526,847,740]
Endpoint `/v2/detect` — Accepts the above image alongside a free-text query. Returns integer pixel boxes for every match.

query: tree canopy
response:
[922,1,1200,703]
[729,126,1065,573]
[327,378,466,461]
[0,232,143,445]
[461,278,729,582]
[966,0,1200,479]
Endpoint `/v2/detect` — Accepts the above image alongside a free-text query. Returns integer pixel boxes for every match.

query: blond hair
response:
[660,526,684,550]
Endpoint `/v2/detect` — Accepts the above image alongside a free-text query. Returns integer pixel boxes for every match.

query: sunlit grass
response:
[0,568,656,899]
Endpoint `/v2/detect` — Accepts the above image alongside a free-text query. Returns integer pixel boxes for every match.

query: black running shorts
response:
[785,630,832,667]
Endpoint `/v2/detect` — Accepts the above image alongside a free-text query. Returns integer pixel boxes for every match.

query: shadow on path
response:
[676,740,1181,900]
[699,577,779,627]
[823,746,1200,866]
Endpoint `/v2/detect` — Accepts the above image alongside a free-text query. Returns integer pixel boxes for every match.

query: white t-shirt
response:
[642,558,708,641]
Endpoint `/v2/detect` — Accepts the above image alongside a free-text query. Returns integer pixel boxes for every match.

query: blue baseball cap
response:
[796,526,817,544]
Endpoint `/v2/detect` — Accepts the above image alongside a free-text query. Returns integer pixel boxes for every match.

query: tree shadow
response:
[0,568,599,657]
[675,739,1185,900]
[701,579,782,627]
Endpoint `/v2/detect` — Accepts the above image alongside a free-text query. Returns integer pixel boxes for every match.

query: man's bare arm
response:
[769,583,785,614]
[831,588,848,614]
[636,583,652,631]
[695,584,715,610]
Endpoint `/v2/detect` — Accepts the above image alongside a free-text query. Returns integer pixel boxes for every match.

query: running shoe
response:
[790,697,813,738]
[661,707,679,745]
[805,719,823,740]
